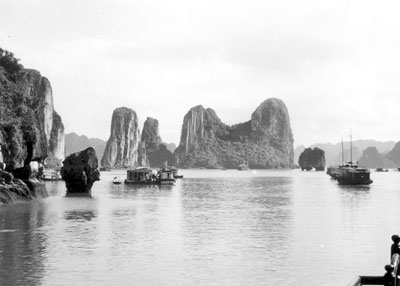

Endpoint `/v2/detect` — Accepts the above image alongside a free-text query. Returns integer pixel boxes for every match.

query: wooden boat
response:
[171,167,183,179]
[158,168,176,185]
[125,167,175,185]
[375,167,388,172]
[112,176,122,184]
[41,169,63,181]
[336,163,373,185]
[326,135,372,185]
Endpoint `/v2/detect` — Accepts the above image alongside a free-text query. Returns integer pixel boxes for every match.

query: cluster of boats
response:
[113,166,183,185]
[326,134,373,185]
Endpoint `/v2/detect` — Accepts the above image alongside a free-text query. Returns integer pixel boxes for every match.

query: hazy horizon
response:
[2,0,400,146]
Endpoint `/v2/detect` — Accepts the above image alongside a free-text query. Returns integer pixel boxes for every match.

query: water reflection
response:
[3,170,400,285]
[64,210,96,221]
[178,176,294,284]
[0,202,47,286]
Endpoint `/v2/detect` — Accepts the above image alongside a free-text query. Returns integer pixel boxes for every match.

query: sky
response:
[1,0,400,147]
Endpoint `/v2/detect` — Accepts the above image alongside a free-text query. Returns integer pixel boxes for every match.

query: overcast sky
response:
[1,0,399,147]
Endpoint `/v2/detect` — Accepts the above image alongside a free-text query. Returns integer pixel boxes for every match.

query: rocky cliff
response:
[61,147,100,196]
[358,146,396,168]
[141,117,162,152]
[386,141,400,166]
[174,98,294,168]
[0,66,65,169]
[298,147,326,171]
[141,117,175,167]
[0,48,64,202]
[101,107,147,168]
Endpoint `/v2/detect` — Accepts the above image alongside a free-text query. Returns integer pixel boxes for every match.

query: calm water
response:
[1,169,400,286]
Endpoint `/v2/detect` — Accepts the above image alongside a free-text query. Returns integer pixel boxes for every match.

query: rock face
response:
[141,117,175,167]
[386,141,400,166]
[298,147,326,171]
[141,117,162,152]
[0,162,48,204]
[0,67,65,169]
[358,146,396,168]
[174,98,294,169]
[61,147,100,195]
[0,48,65,202]
[101,107,147,168]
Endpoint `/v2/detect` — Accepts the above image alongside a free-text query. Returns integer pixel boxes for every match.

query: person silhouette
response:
[391,235,400,260]
[382,264,395,286]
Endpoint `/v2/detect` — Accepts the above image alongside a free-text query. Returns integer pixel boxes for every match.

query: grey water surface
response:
[1,169,400,286]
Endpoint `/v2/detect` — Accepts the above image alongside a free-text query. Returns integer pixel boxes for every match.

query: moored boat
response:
[326,134,373,185]
[41,169,63,181]
[171,166,184,179]
[112,176,122,184]
[125,167,175,185]
[327,162,373,185]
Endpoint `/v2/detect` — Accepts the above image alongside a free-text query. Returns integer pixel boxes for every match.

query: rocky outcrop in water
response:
[101,107,147,168]
[174,98,294,169]
[141,117,175,167]
[0,48,64,203]
[298,147,326,171]
[358,146,396,169]
[61,147,100,195]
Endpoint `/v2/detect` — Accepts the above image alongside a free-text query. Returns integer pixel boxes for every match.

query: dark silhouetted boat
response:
[125,167,175,185]
[326,135,373,185]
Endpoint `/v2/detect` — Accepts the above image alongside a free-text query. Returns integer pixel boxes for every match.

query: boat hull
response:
[327,165,373,185]
[124,179,175,185]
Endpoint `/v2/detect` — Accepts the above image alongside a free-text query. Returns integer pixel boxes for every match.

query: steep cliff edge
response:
[0,48,65,202]
[0,67,65,168]
[141,117,175,167]
[101,107,147,168]
[174,98,294,168]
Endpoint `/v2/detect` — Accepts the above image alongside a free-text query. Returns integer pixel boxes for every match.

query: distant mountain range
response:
[295,140,398,168]
[65,133,107,159]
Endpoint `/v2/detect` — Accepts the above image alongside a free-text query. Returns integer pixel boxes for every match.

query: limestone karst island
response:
[1,48,400,203]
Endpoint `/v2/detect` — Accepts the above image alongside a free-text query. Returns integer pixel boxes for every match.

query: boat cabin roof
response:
[127,168,153,174]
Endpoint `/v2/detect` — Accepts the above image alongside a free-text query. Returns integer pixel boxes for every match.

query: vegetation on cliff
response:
[0,48,64,203]
[174,98,294,169]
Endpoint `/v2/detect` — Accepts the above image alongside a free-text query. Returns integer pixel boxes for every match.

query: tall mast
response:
[350,131,353,164]
[341,138,344,164]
